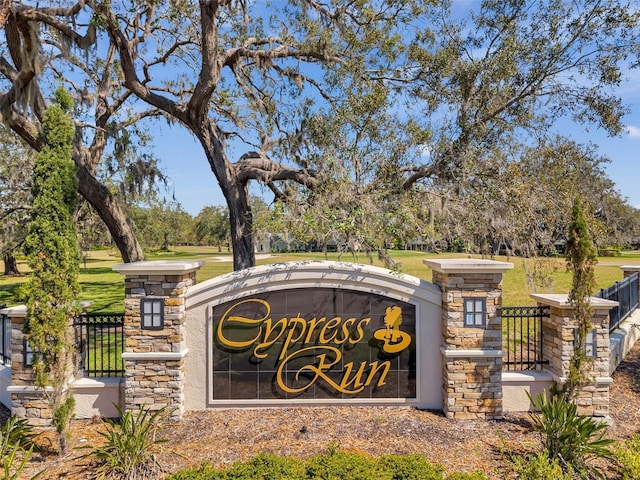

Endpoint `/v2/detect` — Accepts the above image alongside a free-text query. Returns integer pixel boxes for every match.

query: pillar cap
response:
[0,305,27,317]
[620,265,640,272]
[113,260,205,276]
[424,258,513,274]
[531,293,618,309]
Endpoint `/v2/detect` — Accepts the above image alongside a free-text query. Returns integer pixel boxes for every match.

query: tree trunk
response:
[3,251,20,275]
[75,164,145,263]
[197,121,256,271]
[227,183,256,271]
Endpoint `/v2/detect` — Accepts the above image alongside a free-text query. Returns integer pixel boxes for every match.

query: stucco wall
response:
[610,310,640,375]
[71,377,123,419]
[502,370,554,412]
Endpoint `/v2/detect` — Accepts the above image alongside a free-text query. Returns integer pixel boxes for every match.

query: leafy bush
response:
[377,453,445,479]
[510,451,574,480]
[167,462,221,480]
[224,453,305,479]
[527,392,615,478]
[305,446,379,479]
[615,434,640,480]
[79,404,167,479]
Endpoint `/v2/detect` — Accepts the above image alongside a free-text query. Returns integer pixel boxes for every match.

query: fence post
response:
[113,260,204,421]
[531,294,617,418]
[425,259,513,419]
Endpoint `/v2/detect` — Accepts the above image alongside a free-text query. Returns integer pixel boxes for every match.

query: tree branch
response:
[235,151,318,189]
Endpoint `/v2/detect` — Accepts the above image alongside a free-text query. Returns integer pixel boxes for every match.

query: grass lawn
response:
[1,246,639,311]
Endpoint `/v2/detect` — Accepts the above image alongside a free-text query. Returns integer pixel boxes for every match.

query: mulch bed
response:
[4,340,640,479]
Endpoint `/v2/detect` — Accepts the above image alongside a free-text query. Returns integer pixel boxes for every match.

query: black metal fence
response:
[596,272,639,332]
[0,304,9,366]
[74,313,125,377]
[501,305,550,371]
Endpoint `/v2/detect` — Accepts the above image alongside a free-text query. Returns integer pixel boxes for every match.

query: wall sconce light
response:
[464,297,486,327]
[141,298,164,330]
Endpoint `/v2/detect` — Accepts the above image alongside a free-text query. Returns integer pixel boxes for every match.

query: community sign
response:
[210,287,417,401]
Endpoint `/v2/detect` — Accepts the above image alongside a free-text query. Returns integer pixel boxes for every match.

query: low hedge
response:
[167,449,488,480]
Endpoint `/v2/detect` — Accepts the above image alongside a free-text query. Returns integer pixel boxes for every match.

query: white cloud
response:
[418,144,431,159]
[625,125,640,138]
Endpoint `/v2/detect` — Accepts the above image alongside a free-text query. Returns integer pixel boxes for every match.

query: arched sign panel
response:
[209,288,416,401]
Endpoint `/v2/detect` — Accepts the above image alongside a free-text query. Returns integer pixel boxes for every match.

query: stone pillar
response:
[2,306,51,425]
[424,259,513,419]
[113,260,204,421]
[531,294,617,418]
[620,265,640,301]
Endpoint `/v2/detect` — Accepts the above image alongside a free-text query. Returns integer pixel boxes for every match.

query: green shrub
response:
[79,404,167,479]
[377,453,444,479]
[167,462,221,480]
[223,453,306,479]
[615,434,640,480]
[166,448,484,480]
[528,392,615,478]
[510,451,574,480]
[305,446,379,479]
[0,415,37,451]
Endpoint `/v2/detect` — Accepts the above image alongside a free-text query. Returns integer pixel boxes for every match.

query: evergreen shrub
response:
[615,434,640,480]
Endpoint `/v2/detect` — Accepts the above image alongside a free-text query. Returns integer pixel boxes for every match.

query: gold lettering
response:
[339,361,368,392]
[277,347,393,395]
[253,317,288,359]
[276,346,342,393]
[303,317,326,343]
[216,299,270,348]
[215,298,407,397]
[278,315,307,360]
[319,316,342,344]
[351,318,371,344]
[335,317,356,345]
[364,361,392,387]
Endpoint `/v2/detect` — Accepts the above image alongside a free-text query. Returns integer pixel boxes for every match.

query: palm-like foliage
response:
[1,416,40,479]
[528,392,615,479]
[80,404,167,479]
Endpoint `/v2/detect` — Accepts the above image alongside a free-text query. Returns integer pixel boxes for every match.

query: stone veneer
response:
[424,259,513,419]
[531,294,617,418]
[2,306,52,426]
[113,260,204,421]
